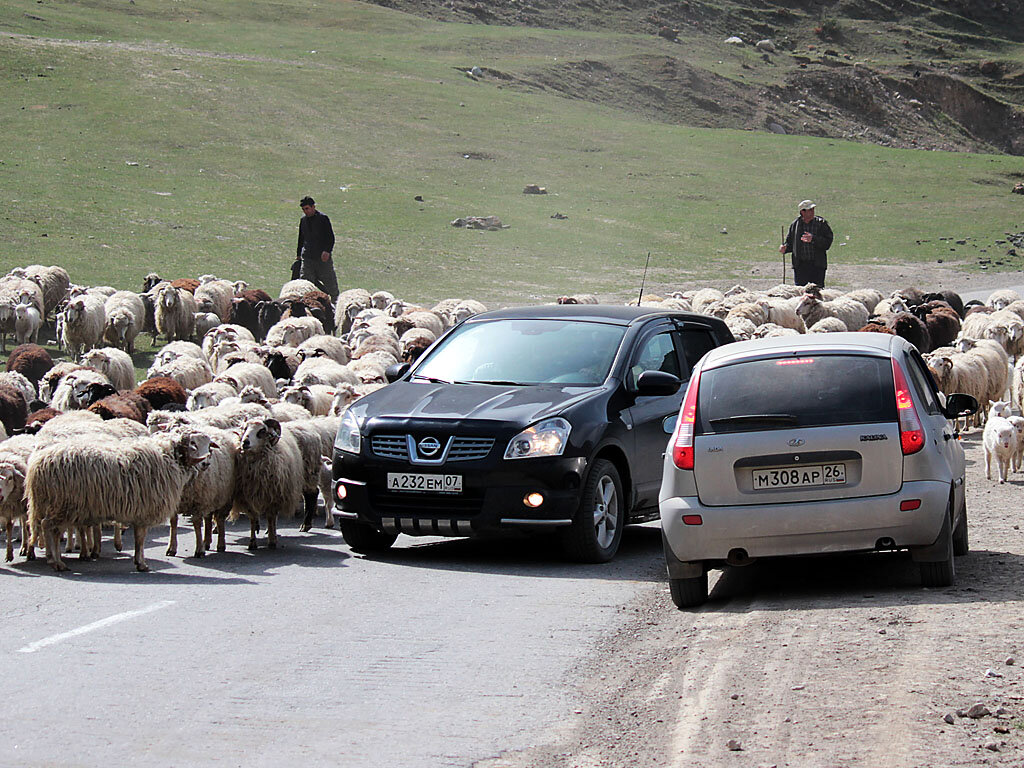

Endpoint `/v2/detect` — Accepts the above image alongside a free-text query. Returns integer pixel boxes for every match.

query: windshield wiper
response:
[709,414,798,425]
[459,379,529,386]
[412,374,452,385]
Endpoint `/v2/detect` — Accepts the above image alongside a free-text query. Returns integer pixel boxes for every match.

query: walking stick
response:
[781,225,786,284]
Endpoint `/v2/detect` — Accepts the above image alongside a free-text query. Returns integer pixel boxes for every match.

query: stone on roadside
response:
[985,741,1000,752]
[985,668,1003,678]
[726,739,743,751]
[965,703,991,719]
[943,713,955,724]
[523,184,548,195]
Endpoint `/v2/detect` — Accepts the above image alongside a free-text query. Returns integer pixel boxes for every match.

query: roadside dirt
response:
[476,416,1024,767]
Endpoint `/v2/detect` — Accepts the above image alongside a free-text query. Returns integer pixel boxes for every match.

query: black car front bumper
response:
[332,449,588,537]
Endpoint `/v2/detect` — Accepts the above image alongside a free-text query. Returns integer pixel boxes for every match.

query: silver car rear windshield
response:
[697,354,897,433]
[413,319,627,386]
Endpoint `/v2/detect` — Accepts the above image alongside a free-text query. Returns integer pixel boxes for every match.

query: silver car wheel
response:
[592,475,619,549]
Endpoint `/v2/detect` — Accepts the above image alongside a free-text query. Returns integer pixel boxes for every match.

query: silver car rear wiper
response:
[709,414,798,425]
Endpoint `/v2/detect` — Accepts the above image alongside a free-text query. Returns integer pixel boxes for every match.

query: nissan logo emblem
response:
[418,437,441,456]
[787,438,805,447]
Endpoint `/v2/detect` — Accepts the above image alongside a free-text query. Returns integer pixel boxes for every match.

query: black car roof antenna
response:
[637,251,651,305]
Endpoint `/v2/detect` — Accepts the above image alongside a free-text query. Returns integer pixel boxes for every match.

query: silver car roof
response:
[701,332,913,370]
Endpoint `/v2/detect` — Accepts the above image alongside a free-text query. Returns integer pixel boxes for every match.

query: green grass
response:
[1,0,1022,311]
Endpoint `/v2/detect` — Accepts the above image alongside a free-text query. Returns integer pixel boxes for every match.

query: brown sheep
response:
[88,392,152,423]
[7,343,53,387]
[134,376,188,410]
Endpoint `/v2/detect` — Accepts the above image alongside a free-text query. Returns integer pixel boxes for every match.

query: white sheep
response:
[215,361,278,398]
[690,288,725,315]
[194,312,222,341]
[281,384,335,416]
[155,284,198,342]
[0,371,36,408]
[155,340,207,365]
[297,334,350,365]
[58,293,106,358]
[265,316,324,347]
[725,302,769,327]
[808,316,849,333]
[984,413,1016,483]
[209,339,260,373]
[293,357,359,387]
[194,277,235,321]
[27,428,211,571]
[233,417,304,550]
[842,288,884,314]
[348,357,388,385]
[370,290,395,310]
[147,355,214,391]
[451,300,487,325]
[14,302,42,345]
[201,323,255,358]
[725,316,757,341]
[795,293,869,332]
[102,290,146,354]
[186,381,239,410]
[49,368,113,412]
[21,265,70,317]
[1008,415,1024,472]
[279,279,319,300]
[336,288,373,334]
[81,347,136,392]
[988,289,1021,311]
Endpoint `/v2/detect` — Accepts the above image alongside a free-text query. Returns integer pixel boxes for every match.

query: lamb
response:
[371,290,395,310]
[1008,415,1024,472]
[20,265,70,318]
[296,334,350,365]
[215,361,278,398]
[983,413,1016,483]
[102,290,146,354]
[134,376,189,411]
[0,438,37,561]
[165,425,238,558]
[293,357,359,387]
[194,277,235,322]
[27,428,211,571]
[265,316,324,347]
[58,293,106,358]
[14,303,42,345]
[795,293,869,332]
[7,343,53,389]
[147,355,214,391]
[81,347,136,392]
[155,284,198,342]
[1012,357,1024,418]
[232,417,304,550]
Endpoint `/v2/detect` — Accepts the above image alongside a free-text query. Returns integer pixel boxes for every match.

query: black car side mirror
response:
[385,362,410,383]
[636,370,682,397]
[942,393,978,420]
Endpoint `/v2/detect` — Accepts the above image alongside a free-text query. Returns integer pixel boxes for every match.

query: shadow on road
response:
[359,523,665,581]
[700,547,1024,611]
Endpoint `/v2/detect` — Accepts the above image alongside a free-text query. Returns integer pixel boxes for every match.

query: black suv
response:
[332,305,733,562]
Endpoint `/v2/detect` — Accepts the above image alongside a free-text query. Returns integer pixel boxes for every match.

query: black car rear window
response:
[697,354,897,433]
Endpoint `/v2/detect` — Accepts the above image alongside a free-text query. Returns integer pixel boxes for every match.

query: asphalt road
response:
[0,520,664,767]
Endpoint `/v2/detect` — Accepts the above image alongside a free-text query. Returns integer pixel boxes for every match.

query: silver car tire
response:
[919,505,955,588]
[669,571,708,609]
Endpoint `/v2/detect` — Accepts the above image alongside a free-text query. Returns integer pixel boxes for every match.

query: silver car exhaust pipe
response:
[726,548,755,566]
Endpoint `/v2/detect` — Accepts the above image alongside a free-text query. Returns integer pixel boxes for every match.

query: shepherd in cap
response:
[779,200,834,287]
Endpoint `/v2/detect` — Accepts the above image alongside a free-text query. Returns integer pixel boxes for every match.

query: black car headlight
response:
[504,418,571,459]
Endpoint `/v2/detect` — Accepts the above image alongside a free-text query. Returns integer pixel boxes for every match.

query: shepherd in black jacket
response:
[779,199,834,287]
[295,196,339,300]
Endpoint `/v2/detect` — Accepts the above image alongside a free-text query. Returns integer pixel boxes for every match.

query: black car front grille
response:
[368,487,486,516]
[369,434,496,462]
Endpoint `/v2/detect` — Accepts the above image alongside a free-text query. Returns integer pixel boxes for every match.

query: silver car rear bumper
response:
[661,480,949,563]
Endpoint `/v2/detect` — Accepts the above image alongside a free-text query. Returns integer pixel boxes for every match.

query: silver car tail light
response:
[671,371,701,470]
[892,359,925,455]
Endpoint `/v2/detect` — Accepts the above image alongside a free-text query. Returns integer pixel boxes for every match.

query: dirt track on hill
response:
[477,420,1024,768]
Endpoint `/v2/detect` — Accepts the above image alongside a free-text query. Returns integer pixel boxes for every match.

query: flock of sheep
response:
[0,265,1019,573]
[0,265,486,571]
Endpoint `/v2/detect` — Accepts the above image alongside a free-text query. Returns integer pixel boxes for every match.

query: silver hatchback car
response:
[659,333,979,608]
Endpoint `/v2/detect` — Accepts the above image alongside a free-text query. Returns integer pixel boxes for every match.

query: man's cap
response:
[799,199,815,211]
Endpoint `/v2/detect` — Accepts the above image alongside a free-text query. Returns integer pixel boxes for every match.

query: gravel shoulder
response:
[477,388,1024,768]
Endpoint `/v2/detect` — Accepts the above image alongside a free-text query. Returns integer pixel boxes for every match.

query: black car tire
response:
[669,571,709,609]
[560,459,625,563]
[919,506,955,588]
[952,501,969,557]
[339,520,398,554]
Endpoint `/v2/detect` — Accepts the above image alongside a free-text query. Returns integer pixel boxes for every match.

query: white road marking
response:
[16,600,176,654]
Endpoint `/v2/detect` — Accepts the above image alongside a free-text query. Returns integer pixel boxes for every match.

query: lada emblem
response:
[418,436,441,456]
[787,438,805,447]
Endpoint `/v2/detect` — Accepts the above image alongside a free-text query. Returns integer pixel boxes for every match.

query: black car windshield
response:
[413,319,627,386]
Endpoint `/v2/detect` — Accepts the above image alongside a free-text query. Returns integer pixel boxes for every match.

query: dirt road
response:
[480,433,1024,767]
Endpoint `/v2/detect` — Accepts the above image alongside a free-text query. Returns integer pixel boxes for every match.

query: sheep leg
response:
[90,524,102,558]
[133,525,149,572]
[248,517,259,551]
[267,513,278,549]
[166,513,178,557]
[986,450,993,480]
[45,524,68,572]
[5,520,12,563]
[299,490,318,532]
[113,524,123,552]
[64,526,75,553]
[203,514,213,551]
[192,518,205,558]
[215,513,227,553]
[18,517,29,557]
[77,526,90,561]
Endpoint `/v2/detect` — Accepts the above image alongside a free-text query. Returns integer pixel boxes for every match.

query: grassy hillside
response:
[1,0,1022,307]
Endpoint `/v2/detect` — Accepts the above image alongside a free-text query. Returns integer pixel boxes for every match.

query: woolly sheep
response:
[370,290,395,310]
[28,428,211,571]
[14,303,42,346]
[155,284,198,342]
[187,381,238,410]
[81,347,136,392]
[281,384,335,416]
[194,312,221,341]
[297,334,350,365]
[210,339,260,373]
[279,279,318,300]
[725,302,769,327]
[202,323,256,359]
[194,278,234,321]
[808,317,849,333]
[215,361,278,398]
[19,265,70,317]
[102,291,146,354]
[293,357,359,387]
[281,419,326,532]
[753,323,800,339]
[336,288,373,334]
[348,357,388,385]
[59,294,106,358]
[156,340,207,366]
[134,376,188,411]
[147,355,214,391]
[795,293,869,333]
[451,300,487,325]
[49,368,112,412]
[1008,415,1024,472]
[984,413,1016,483]
[0,371,36,409]
[842,288,884,314]
[987,289,1020,311]
[265,316,324,347]
[7,343,53,388]
[725,316,756,341]
[233,417,304,550]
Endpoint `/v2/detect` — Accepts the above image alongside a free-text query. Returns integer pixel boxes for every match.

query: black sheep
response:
[889,312,931,353]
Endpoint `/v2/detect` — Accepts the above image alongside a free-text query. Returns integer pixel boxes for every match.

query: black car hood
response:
[354,380,604,427]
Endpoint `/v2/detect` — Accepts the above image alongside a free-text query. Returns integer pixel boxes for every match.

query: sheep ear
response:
[265,418,282,443]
